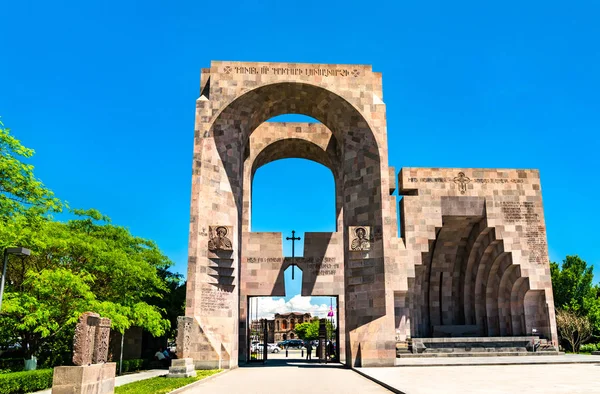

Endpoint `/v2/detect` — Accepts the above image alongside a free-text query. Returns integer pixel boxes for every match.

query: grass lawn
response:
[115,370,222,394]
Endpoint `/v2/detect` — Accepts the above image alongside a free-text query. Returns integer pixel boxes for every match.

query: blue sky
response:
[1,0,599,308]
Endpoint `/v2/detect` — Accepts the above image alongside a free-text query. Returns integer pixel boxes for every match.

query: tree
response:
[550,255,600,336]
[555,309,593,353]
[0,119,62,219]
[0,120,183,365]
[0,209,176,359]
[294,318,335,341]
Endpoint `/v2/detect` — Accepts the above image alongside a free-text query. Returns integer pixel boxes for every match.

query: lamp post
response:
[0,247,31,310]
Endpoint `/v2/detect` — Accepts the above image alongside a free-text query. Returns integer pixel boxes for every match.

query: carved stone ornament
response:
[349,226,371,251]
[72,312,111,366]
[208,225,233,251]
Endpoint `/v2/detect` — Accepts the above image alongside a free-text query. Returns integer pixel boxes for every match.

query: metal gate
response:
[249,318,268,363]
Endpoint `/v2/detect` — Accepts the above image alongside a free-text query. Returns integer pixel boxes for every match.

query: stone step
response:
[398,351,561,358]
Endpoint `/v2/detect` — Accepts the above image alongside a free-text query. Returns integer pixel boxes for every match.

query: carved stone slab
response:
[208,226,233,251]
[176,316,194,359]
[73,312,100,366]
[92,318,111,364]
[348,226,371,251]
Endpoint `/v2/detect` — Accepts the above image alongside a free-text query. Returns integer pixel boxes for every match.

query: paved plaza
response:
[178,355,600,394]
[182,361,390,394]
[358,362,600,394]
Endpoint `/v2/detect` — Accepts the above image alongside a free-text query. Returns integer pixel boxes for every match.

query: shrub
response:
[579,343,599,353]
[0,369,53,394]
[116,359,145,374]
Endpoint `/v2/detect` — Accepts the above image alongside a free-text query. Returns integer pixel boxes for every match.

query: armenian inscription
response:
[223,65,359,77]
[245,257,339,275]
[499,201,546,264]
[200,286,232,312]
[500,202,539,224]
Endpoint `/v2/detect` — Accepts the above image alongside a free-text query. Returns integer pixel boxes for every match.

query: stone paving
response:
[358,360,600,394]
[181,361,391,394]
[394,354,600,366]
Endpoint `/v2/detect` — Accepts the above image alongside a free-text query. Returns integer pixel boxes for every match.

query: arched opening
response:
[247,156,339,360]
[206,81,384,366]
[251,158,337,235]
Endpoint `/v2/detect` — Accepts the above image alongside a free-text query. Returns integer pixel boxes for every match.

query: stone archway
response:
[182,62,396,369]
[177,61,558,370]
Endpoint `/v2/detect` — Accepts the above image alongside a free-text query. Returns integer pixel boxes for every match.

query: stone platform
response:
[406,336,558,356]
[168,358,197,378]
[394,354,600,366]
[52,363,116,394]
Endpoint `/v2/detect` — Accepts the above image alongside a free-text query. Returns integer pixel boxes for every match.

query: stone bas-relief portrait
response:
[349,226,371,251]
[208,226,233,251]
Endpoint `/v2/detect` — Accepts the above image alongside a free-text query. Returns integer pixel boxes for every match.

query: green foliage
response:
[556,309,593,353]
[551,255,600,338]
[115,370,222,394]
[0,119,62,219]
[0,119,184,365]
[0,358,24,372]
[0,369,53,394]
[294,319,335,341]
[0,210,175,357]
[579,343,599,353]
[116,359,145,374]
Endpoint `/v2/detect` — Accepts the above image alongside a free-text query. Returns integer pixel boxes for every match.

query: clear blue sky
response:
[1,0,599,298]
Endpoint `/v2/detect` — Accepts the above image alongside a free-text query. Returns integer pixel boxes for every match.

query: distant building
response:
[250,312,312,343]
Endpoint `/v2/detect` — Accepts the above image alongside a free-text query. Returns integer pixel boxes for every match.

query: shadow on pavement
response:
[242,359,345,369]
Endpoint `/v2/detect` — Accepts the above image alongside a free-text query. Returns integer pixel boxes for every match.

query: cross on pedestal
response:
[286,230,301,280]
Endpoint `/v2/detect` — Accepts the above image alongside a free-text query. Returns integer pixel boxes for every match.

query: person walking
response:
[305,342,313,360]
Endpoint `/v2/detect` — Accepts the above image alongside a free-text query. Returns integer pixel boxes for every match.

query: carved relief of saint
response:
[350,226,371,251]
[208,226,233,251]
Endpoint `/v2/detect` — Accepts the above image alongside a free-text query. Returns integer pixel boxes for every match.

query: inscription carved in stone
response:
[499,201,546,264]
[349,226,371,251]
[208,226,233,251]
[200,286,232,313]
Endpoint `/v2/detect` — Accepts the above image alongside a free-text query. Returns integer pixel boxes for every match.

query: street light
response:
[0,247,31,310]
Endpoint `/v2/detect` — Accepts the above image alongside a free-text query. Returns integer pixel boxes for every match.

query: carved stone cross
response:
[453,172,471,194]
[286,230,301,280]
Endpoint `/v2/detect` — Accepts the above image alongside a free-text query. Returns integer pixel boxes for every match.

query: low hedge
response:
[116,359,146,374]
[580,343,600,353]
[0,369,53,394]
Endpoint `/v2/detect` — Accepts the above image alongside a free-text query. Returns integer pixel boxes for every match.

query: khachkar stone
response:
[73,312,100,366]
[93,317,111,364]
[55,312,116,394]
[183,60,559,369]
[176,316,193,359]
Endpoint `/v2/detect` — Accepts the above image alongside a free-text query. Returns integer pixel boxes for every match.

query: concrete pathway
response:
[394,354,600,366]
[34,369,168,394]
[358,361,600,394]
[181,360,391,394]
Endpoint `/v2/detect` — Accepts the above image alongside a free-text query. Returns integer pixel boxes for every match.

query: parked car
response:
[252,343,280,353]
[285,339,304,348]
